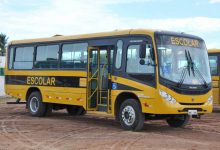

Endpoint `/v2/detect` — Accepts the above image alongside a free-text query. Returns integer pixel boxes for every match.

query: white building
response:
[0,56,6,96]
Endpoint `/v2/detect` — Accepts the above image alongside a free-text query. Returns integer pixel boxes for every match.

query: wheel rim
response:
[30,97,39,113]
[122,106,136,126]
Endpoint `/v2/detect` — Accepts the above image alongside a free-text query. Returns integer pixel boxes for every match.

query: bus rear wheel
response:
[119,99,145,131]
[66,106,86,116]
[166,115,190,128]
[27,91,48,117]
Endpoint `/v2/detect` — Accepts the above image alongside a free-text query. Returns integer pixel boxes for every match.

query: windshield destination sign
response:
[170,37,200,48]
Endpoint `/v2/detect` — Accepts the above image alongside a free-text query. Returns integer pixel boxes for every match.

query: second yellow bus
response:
[208,49,220,106]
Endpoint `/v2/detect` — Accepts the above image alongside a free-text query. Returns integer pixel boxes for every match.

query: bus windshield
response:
[156,35,211,86]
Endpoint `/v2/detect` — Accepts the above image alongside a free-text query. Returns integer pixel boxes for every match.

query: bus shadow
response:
[12,110,195,134]
[45,112,185,133]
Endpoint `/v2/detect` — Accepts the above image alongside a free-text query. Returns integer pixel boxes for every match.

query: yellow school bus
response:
[208,49,220,106]
[5,29,213,131]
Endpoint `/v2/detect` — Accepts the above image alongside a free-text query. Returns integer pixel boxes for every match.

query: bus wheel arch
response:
[114,92,141,121]
[26,87,41,102]
[26,87,52,116]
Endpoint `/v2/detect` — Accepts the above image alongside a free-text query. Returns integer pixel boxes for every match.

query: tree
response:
[0,33,8,56]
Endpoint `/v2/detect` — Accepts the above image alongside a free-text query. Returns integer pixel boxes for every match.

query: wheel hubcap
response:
[122,106,136,126]
[30,97,39,113]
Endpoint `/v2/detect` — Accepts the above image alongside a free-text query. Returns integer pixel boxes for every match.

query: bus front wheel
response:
[166,115,190,128]
[27,91,48,117]
[119,99,145,131]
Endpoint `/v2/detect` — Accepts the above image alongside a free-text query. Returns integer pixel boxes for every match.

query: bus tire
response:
[166,115,190,128]
[27,91,47,117]
[45,103,53,116]
[66,105,79,115]
[119,99,145,131]
[66,106,86,116]
[77,106,86,115]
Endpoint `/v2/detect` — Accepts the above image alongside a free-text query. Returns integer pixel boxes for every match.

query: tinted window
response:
[35,45,59,69]
[61,43,88,69]
[14,47,34,69]
[115,40,123,69]
[209,55,218,75]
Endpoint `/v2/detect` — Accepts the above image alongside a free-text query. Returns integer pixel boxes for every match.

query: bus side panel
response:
[5,85,28,100]
[5,70,88,109]
[111,76,157,115]
[212,76,220,105]
[40,86,87,109]
[5,85,87,109]
[111,76,213,115]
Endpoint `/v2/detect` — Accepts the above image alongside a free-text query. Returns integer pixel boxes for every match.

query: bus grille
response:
[179,102,204,106]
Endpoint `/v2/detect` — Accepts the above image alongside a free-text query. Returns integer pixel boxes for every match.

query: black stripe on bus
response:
[6,75,142,91]
[114,83,142,91]
[5,75,83,88]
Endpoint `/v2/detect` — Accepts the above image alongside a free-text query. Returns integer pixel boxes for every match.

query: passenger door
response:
[87,46,114,112]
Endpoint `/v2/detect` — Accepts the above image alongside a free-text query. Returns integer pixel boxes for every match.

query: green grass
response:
[0,68,4,76]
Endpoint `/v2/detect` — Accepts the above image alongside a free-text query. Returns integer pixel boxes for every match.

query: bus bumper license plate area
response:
[188,110,198,115]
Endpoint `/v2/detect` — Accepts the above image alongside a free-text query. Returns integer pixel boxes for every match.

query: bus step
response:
[98,105,108,112]
[101,97,108,99]
[100,90,108,92]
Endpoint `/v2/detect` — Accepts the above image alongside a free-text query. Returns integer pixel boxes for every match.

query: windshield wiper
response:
[187,50,208,88]
[177,50,190,87]
[193,66,208,88]
[187,51,195,77]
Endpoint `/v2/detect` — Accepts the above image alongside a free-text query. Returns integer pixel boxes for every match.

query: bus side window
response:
[61,43,88,70]
[126,43,156,86]
[209,55,218,75]
[8,48,14,69]
[14,47,34,70]
[115,40,123,69]
[35,45,59,69]
[126,45,155,74]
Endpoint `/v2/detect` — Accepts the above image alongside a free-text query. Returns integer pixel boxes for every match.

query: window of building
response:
[61,43,88,69]
[115,40,123,69]
[35,45,59,69]
[14,47,34,69]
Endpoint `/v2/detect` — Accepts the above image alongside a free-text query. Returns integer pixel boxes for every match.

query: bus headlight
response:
[207,95,213,104]
[159,90,176,104]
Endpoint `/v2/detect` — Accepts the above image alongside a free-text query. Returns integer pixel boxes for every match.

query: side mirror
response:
[139,43,146,58]
[150,47,155,61]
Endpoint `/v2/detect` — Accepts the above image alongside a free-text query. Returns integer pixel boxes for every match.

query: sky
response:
[0,0,220,48]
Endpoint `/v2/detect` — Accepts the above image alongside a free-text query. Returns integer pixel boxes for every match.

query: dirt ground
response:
[0,97,220,150]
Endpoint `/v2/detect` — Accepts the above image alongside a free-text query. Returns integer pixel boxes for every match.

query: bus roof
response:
[9,29,203,45]
[208,49,220,53]
[9,29,154,45]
